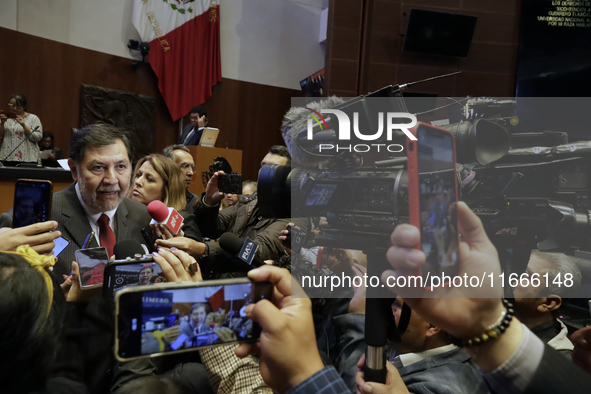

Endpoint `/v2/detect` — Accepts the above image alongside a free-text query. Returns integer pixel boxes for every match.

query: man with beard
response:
[51,123,152,278]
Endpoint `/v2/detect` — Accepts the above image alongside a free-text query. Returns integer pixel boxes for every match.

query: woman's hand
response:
[15,115,24,125]
[64,262,100,302]
[152,247,203,282]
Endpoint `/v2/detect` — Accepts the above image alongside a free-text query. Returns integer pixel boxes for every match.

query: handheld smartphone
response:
[217,174,243,194]
[52,236,70,257]
[282,225,307,253]
[12,179,53,228]
[0,110,17,119]
[103,258,166,299]
[407,122,459,282]
[115,278,273,361]
[76,247,109,289]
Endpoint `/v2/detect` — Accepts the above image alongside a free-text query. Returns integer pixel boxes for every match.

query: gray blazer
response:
[51,183,152,278]
[397,347,489,394]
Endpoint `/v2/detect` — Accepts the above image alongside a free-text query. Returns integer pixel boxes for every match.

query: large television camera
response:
[260,93,591,254]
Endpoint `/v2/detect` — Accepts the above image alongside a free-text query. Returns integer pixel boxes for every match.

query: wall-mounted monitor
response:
[300,69,325,97]
[403,9,478,58]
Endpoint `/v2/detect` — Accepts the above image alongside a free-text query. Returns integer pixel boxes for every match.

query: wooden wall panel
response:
[0,27,175,158]
[325,0,365,97]
[325,0,521,98]
[0,27,301,182]
[180,79,301,181]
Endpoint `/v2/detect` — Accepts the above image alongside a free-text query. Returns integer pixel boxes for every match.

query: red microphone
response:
[147,200,184,235]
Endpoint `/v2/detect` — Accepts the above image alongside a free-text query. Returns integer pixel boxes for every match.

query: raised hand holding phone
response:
[0,221,60,254]
[204,171,226,205]
[406,123,460,283]
[382,202,514,372]
[12,179,53,229]
[235,266,325,393]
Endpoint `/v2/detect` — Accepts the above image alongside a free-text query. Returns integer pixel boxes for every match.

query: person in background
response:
[39,131,64,167]
[512,249,582,357]
[220,193,238,210]
[221,180,257,210]
[241,180,257,196]
[178,106,207,146]
[127,154,187,213]
[0,93,43,165]
[162,144,198,211]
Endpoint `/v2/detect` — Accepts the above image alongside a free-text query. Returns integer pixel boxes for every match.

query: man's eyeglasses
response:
[7,103,22,110]
[180,163,195,170]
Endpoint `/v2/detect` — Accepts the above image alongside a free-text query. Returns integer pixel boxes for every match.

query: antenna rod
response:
[399,71,461,90]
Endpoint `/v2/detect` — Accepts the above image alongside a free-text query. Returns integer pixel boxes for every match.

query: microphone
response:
[147,200,184,235]
[281,96,344,166]
[113,239,147,260]
[219,233,265,268]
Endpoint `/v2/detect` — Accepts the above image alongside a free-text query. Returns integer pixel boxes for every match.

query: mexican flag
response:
[132,0,222,121]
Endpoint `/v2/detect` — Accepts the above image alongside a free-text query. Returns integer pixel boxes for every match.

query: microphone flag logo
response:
[239,237,259,265]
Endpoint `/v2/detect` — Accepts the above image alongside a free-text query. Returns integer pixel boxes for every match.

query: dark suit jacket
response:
[185,190,199,211]
[524,344,591,394]
[48,183,152,393]
[51,183,152,278]
[194,195,293,270]
[180,320,211,338]
[178,124,204,146]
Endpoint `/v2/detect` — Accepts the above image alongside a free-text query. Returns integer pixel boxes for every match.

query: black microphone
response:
[219,233,265,268]
[113,239,146,260]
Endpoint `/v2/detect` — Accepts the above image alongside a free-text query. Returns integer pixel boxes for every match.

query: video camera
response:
[259,93,591,254]
[260,89,511,249]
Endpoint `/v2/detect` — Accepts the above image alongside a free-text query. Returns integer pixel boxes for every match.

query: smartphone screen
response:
[304,183,337,206]
[52,236,70,257]
[218,174,243,194]
[116,280,273,361]
[13,179,53,228]
[76,247,109,288]
[416,126,459,279]
[104,260,165,298]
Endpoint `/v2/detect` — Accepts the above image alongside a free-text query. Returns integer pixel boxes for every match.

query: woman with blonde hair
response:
[128,154,187,212]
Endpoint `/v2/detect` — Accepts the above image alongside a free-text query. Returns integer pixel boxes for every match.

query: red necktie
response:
[97,214,115,257]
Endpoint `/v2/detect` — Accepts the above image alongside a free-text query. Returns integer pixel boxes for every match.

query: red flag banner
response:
[208,286,225,311]
[133,0,222,121]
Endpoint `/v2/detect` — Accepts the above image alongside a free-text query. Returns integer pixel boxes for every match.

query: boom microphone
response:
[281,96,345,167]
[147,200,184,235]
[219,233,265,268]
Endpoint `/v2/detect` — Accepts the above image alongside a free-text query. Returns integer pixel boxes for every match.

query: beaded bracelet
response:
[448,299,514,347]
